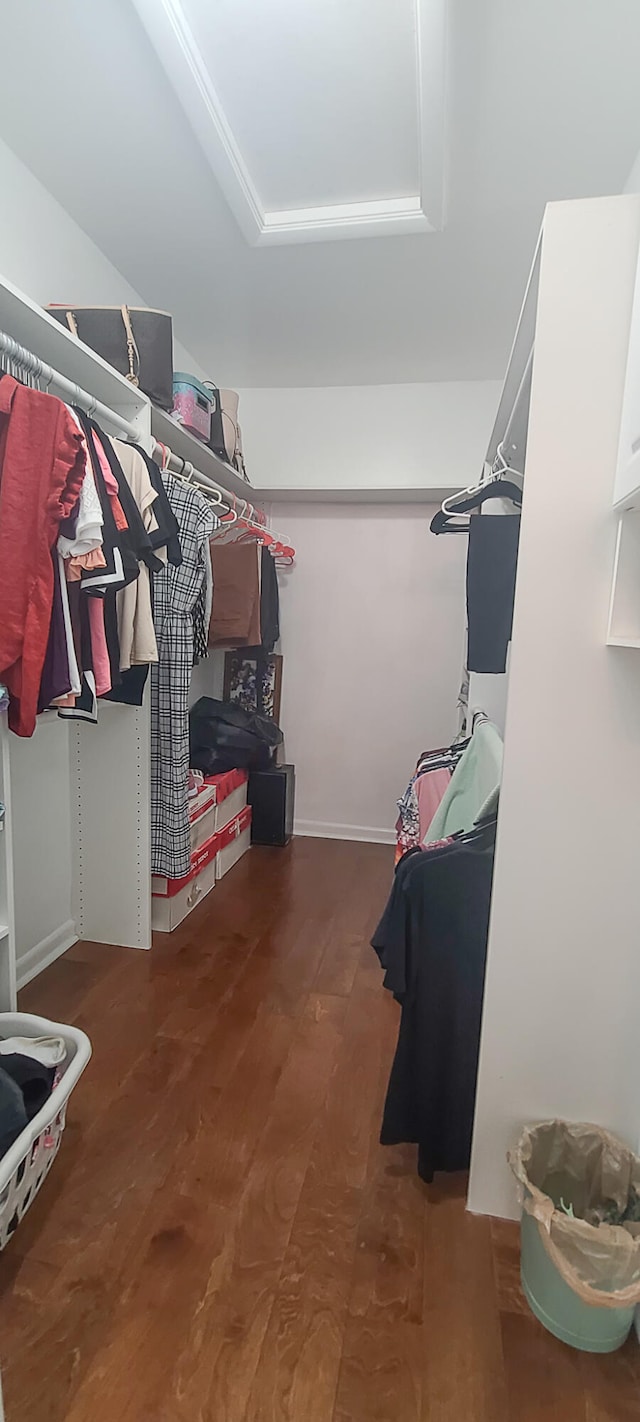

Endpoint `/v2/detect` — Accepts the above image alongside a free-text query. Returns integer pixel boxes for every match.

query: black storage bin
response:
[248,764,295,846]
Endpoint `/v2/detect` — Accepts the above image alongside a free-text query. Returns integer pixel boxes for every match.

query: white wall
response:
[0,136,203,375]
[239,381,502,492]
[469,195,640,1219]
[274,502,467,840]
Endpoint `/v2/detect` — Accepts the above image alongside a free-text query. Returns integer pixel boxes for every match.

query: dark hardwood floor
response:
[1,837,639,1420]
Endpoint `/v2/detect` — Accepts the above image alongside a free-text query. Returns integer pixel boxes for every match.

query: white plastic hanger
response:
[440,443,523,520]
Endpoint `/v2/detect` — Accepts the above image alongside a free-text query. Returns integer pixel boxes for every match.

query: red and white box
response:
[152,798,252,932]
[189,768,248,852]
[151,829,219,932]
[215,805,252,879]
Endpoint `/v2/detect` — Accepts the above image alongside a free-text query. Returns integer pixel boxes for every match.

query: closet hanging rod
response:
[152,438,267,525]
[0,329,141,442]
[502,346,534,460]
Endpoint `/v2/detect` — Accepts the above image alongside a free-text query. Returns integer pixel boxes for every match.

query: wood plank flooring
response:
[1,838,639,1420]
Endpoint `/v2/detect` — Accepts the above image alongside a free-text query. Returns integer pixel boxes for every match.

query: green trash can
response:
[510,1121,640,1353]
[520,1206,635,1353]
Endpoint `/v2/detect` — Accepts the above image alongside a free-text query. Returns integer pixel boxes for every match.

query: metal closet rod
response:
[0,329,142,442]
[152,437,267,524]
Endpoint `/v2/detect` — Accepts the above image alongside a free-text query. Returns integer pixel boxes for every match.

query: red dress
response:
[0,378,85,737]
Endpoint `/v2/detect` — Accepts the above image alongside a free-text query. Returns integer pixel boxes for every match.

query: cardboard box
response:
[215,806,252,879]
[152,856,216,932]
[189,769,248,851]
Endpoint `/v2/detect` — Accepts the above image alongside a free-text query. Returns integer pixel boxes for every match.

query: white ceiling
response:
[184,0,421,210]
[131,0,445,243]
[0,0,639,385]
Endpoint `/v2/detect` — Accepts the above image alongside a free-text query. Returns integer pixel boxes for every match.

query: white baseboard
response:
[294,819,395,846]
[16,919,78,991]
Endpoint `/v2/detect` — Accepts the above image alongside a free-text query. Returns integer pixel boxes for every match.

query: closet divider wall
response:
[467,194,640,1219]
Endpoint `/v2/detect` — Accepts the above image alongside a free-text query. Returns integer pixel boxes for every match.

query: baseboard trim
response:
[294,820,395,846]
[16,919,78,991]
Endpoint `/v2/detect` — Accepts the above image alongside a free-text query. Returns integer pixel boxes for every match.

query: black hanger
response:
[449,481,522,514]
[430,509,469,535]
[430,479,522,535]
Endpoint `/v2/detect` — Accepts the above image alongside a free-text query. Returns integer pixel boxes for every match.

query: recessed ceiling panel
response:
[181,0,420,211]
[132,0,447,244]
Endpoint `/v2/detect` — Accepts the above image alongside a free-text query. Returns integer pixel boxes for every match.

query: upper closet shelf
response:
[150,406,254,503]
[484,233,541,475]
[0,275,149,430]
[256,486,458,504]
[613,217,640,510]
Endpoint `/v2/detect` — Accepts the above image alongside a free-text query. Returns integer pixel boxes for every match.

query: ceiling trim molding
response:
[132,0,447,247]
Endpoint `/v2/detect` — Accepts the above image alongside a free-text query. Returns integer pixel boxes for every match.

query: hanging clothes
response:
[372,820,496,1183]
[37,550,72,711]
[57,585,98,724]
[423,718,503,844]
[134,446,183,567]
[466,513,521,674]
[208,541,261,647]
[395,739,468,861]
[192,578,210,665]
[256,545,280,653]
[105,447,181,708]
[151,473,214,879]
[229,543,281,714]
[110,439,162,673]
[0,376,85,736]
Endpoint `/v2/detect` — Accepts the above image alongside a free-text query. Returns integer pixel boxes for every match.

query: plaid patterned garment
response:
[151,474,215,878]
[192,516,218,665]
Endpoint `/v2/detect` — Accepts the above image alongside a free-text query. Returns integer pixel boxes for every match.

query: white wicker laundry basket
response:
[0,1012,91,1249]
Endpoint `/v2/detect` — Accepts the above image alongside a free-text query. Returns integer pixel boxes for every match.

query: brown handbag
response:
[220,389,249,481]
[47,304,174,410]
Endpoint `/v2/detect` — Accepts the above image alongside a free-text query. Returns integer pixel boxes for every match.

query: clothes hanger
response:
[217,492,238,527]
[442,444,523,514]
[431,444,523,535]
[443,478,522,515]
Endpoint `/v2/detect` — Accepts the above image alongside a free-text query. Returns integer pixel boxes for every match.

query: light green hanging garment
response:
[423,719,503,843]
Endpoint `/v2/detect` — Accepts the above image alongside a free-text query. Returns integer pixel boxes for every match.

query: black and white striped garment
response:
[151,474,214,879]
[192,514,218,665]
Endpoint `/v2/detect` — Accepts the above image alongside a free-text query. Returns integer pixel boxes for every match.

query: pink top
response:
[416,767,451,842]
[87,597,111,697]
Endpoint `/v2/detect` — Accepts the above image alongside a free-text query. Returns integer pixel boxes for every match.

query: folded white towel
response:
[0,1036,67,1068]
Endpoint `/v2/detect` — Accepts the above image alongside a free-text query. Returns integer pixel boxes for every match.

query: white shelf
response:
[0,927,7,942]
[613,448,640,511]
[257,485,457,504]
[614,225,640,509]
[0,275,149,425]
[607,509,640,646]
[151,406,254,503]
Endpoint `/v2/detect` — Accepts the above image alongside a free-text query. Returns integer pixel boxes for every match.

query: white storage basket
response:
[0,1013,91,1249]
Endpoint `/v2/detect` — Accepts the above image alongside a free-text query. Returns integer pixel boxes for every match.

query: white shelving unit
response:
[607,508,640,647]
[469,193,640,1220]
[0,269,285,1005]
[0,277,149,436]
[0,272,160,1007]
[608,223,640,647]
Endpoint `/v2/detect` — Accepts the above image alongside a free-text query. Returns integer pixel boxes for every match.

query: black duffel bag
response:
[190,697,283,776]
